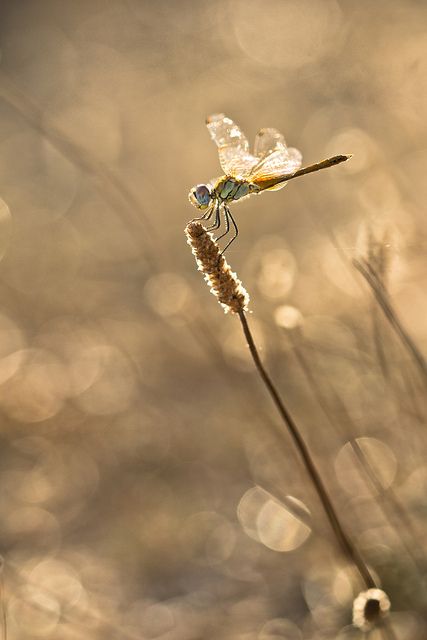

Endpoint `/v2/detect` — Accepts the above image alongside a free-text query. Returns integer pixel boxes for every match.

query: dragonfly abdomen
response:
[215,177,256,202]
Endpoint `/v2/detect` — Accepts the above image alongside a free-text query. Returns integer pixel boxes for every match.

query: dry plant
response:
[289,331,426,573]
[354,232,427,384]
[185,221,397,637]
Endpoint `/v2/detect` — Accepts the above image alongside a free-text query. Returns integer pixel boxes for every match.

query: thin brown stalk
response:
[186,222,376,588]
[185,222,401,634]
[237,308,376,590]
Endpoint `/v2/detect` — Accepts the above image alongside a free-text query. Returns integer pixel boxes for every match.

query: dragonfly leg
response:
[191,203,215,223]
[206,201,221,232]
[220,205,238,254]
[214,204,230,242]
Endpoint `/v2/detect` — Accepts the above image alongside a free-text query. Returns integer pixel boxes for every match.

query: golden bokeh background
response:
[0,1,426,638]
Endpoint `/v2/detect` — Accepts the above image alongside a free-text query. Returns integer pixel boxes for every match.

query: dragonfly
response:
[188,113,350,252]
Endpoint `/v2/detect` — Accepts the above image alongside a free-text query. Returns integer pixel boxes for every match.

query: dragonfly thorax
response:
[214,176,259,203]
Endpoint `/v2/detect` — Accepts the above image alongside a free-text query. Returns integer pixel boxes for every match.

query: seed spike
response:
[185,221,249,314]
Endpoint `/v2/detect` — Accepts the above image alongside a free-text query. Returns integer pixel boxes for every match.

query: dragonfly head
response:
[189,184,213,210]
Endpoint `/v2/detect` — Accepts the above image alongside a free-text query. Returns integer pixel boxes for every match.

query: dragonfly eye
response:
[189,184,212,209]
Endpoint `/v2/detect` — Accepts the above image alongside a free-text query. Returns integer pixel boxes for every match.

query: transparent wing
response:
[253,127,287,159]
[206,113,258,177]
[250,144,303,191]
[250,127,302,189]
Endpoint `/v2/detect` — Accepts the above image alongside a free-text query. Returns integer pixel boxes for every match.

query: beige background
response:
[0,1,426,638]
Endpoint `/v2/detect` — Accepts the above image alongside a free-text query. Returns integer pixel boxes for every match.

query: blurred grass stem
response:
[354,258,427,383]
[0,70,158,265]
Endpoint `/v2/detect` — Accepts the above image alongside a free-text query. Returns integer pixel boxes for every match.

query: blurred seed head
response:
[352,588,391,631]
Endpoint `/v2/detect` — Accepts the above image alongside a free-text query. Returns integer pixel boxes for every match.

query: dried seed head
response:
[352,588,391,631]
[185,222,249,314]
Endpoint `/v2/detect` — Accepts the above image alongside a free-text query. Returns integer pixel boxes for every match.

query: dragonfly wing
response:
[206,113,258,177]
[250,146,303,190]
[253,127,287,159]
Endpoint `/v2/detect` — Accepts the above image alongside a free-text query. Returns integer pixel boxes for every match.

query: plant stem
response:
[237,309,376,590]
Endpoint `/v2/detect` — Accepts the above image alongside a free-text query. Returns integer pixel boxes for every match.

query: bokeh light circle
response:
[232,0,343,69]
[237,486,311,552]
[335,437,397,497]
